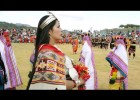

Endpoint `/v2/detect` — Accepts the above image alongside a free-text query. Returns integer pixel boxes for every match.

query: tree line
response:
[119,24,140,28]
[0,21,36,30]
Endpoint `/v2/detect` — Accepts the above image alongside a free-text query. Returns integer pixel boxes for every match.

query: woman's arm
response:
[64,55,86,90]
[66,77,85,90]
[66,80,76,90]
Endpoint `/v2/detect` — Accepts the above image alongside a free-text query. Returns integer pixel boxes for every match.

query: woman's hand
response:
[66,78,85,90]
[76,77,85,87]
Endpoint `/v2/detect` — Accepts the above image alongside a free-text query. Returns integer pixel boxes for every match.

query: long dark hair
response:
[27,15,57,89]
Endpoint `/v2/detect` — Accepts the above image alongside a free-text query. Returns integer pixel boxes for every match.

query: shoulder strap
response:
[38,44,46,52]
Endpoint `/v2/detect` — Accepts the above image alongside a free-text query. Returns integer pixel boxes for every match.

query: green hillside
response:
[0,21,36,30]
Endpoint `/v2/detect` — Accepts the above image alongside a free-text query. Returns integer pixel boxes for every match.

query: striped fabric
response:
[79,41,98,90]
[106,40,128,90]
[0,36,22,89]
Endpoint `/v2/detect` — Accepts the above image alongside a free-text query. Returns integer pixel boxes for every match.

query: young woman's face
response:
[49,20,62,41]
[114,41,118,47]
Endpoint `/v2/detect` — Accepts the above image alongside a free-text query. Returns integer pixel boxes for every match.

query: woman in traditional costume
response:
[27,12,85,90]
[79,34,98,90]
[0,31,22,90]
[106,39,128,90]
[72,37,78,54]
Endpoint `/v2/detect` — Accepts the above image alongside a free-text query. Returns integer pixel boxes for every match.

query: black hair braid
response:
[27,15,57,89]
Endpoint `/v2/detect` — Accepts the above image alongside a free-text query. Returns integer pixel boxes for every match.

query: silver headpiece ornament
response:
[40,11,57,29]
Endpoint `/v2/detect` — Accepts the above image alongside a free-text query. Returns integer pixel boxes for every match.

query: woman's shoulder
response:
[38,44,65,61]
[39,44,56,54]
[38,48,62,63]
[38,49,56,58]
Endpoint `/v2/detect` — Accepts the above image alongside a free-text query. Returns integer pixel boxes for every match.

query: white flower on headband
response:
[40,11,57,29]
[47,11,55,16]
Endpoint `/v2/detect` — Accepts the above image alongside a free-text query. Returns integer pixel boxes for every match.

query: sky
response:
[0,11,140,32]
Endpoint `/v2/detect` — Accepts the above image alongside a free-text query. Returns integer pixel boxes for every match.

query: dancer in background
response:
[79,33,98,90]
[106,39,128,90]
[0,30,22,90]
[72,36,79,54]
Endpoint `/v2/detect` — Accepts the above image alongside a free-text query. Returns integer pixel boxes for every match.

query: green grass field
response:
[12,43,140,90]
